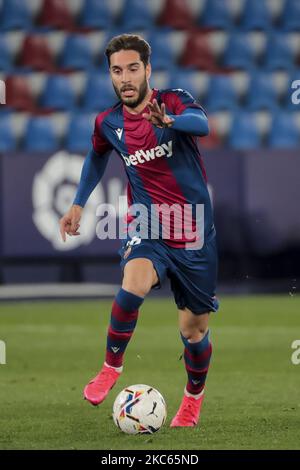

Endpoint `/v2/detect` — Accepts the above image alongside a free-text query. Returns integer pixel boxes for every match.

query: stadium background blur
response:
[0,0,300,451]
[0,0,300,294]
[0,0,299,294]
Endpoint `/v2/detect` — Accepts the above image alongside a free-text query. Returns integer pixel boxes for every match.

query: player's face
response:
[109,49,151,108]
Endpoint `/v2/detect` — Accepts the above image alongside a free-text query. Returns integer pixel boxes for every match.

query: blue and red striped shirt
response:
[92,88,214,248]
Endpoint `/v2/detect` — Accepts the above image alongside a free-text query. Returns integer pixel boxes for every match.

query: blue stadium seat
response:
[264,34,294,70]
[285,71,300,111]
[40,75,76,110]
[0,115,16,152]
[0,34,11,71]
[269,113,299,148]
[205,75,237,112]
[245,73,278,111]
[148,31,176,71]
[199,0,232,29]
[239,0,272,30]
[119,0,154,31]
[60,35,94,70]
[282,0,300,31]
[228,113,261,149]
[24,117,58,152]
[65,114,93,153]
[79,0,112,29]
[97,28,124,71]
[168,71,200,101]
[222,34,255,70]
[0,0,32,30]
[82,74,117,111]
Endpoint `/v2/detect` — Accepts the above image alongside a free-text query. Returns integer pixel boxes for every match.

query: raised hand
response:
[142,99,174,128]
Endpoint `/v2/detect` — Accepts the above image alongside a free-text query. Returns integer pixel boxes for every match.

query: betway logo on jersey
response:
[121,140,173,167]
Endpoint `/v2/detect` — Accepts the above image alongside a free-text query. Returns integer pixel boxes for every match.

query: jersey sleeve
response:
[92,113,112,154]
[164,89,206,116]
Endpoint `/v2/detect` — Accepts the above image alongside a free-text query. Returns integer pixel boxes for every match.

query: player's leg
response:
[170,308,212,427]
[179,307,209,343]
[168,235,218,426]
[105,258,158,369]
[84,258,158,406]
[179,308,211,396]
[122,257,159,296]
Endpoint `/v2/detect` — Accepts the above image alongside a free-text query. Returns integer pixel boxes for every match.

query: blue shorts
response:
[118,234,219,315]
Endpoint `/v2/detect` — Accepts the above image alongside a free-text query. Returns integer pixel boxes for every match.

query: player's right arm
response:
[60,113,112,242]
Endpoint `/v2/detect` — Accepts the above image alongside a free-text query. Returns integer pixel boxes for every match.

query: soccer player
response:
[60,34,219,427]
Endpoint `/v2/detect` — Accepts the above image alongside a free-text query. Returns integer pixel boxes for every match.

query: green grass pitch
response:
[0,295,300,450]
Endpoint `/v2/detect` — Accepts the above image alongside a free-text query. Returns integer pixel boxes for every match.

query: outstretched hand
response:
[59,205,82,242]
[142,99,174,128]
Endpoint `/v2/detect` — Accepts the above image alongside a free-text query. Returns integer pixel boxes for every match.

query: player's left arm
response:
[143,93,209,137]
[168,107,208,136]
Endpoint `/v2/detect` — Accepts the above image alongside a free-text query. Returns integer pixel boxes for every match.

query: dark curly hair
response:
[105,34,151,67]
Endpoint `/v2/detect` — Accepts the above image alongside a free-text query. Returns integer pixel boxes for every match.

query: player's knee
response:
[180,325,208,342]
[122,280,152,298]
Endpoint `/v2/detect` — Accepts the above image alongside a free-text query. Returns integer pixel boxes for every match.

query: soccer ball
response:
[113,384,167,434]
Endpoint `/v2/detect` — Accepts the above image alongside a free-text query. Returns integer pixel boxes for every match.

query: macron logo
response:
[115,128,123,140]
[121,140,173,167]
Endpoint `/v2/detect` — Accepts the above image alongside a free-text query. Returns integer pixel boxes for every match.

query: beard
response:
[113,75,149,108]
